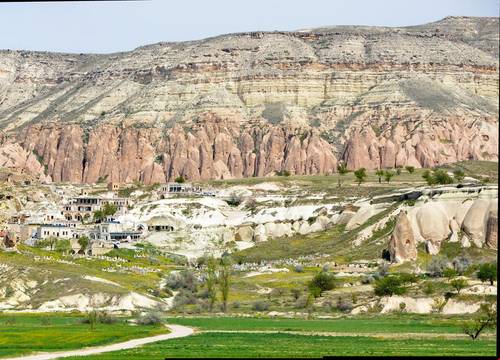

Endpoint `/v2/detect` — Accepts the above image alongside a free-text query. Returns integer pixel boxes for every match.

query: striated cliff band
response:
[0,16,498,183]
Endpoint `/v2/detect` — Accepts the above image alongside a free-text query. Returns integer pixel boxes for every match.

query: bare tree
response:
[206,256,218,312]
[218,256,231,312]
[462,302,496,340]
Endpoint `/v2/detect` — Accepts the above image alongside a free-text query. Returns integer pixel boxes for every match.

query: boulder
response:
[265,222,292,238]
[346,204,385,231]
[253,224,267,242]
[415,202,450,253]
[234,226,254,242]
[485,211,498,250]
[461,199,496,247]
[388,211,417,262]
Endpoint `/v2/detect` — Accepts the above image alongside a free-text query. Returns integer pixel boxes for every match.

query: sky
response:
[0,0,498,54]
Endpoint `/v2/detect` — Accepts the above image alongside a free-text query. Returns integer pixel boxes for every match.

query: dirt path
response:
[3,324,194,360]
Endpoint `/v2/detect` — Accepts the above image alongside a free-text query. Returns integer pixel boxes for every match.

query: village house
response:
[89,220,141,243]
[107,182,121,191]
[146,216,178,232]
[35,223,76,240]
[63,195,129,221]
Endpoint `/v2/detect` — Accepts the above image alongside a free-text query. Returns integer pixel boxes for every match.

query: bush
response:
[136,311,162,325]
[290,288,302,300]
[252,301,269,311]
[405,166,415,174]
[423,169,454,185]
[308,271,336,297]
[294,264,304,273]
[276,170,291,177]
[477,263,497,285]
[398,273,418,285]
[453,169,465,183]
[175,176,185,183]
[427,257,449,277]
[452,257,470,275]
[225,193,242,207]
[231,301,240,309]
[172,289,198,309]
[361,275,375,284]
[422,281,435,295]
[450,278,468,294]
[294,295,309,309]
[98,311,118,324]
[165,270,198,291]
[374,276,406,297]
[335,297,352,313]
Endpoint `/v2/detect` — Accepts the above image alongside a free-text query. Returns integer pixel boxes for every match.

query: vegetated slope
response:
[0,16,498,183]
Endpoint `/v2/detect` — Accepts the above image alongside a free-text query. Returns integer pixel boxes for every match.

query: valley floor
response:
[0,314,495,359]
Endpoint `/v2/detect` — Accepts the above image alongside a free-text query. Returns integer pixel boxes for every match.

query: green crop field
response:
[68,329,495,359]
[163,314,483,334]
[0,313,169,358]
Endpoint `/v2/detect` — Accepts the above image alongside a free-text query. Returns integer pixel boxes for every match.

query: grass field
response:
[66,315,496,359]
[0,313,169,358]
[164,314,482,334]
[69,332,496,358]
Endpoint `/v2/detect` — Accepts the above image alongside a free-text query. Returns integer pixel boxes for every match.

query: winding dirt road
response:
[4,324,194,360]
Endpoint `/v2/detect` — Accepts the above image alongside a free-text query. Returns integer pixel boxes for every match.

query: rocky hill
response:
[0,16,498,183]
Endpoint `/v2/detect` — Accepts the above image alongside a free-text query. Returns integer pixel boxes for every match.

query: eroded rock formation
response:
[388,211,417,262]
[0,16,498,183]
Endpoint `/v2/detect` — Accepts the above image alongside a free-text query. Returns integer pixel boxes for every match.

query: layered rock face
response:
[0,16,498,183]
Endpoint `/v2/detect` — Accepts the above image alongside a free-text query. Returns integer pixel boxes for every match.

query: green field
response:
[66,316,496,359]
[0,313,169,358]
[69,332,495,358]
[164,314,480,334]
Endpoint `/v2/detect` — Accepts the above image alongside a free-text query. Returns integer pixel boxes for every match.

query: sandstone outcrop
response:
[461,198,497,247]
[388,211,417,262]
[415,202,450,254]
[0,17,497,183]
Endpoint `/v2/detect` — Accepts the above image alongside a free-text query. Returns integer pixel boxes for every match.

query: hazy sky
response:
[0,0,498,53]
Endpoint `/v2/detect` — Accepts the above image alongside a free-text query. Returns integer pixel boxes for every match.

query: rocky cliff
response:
[0,16,498,183]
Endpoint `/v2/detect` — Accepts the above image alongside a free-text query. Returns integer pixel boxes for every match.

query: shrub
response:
[308,271,336,297]
[98,311,118,324]
[453,169,465,183]
[384,170,395,183]
[398,273,418,285]
[361,275,375,284]
[294,264,304,273]
[335,297,352,313]
[450,278,468,294]
[252,301,269,311]
[399,302,407,313]
[422,281,435,295]
[290,288,302,300]
[172,289,198,309]
[452,257,470,275]
[276,170,291,177]
[423,169,454,185]
[174,176,185,183]
[374,276,406,297]
[353,168,367,186]
[231,301,241,309]
[165,270,198,291]
[477,263,497,285]
[225,193,242,206]
[136,311,162,325]
[427,257,449,277]
[405,166,415,174]
[294,295,309,309]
